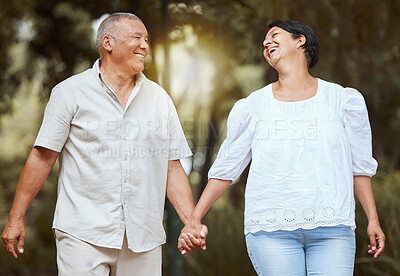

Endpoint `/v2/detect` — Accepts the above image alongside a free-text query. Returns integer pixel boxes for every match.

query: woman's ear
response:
[297,35,306,48]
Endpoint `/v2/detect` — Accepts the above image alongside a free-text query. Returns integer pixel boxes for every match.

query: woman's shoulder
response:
[317,78,349,107]
[247,83,272,100]
[228,84,271,120]
[318,78,345,94]
[318,78,366,110]
[244,83,272,109]
[318,78,363,97]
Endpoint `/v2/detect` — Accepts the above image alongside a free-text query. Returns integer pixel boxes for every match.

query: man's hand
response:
[2,218,26,259]
[178,221,208,256]
[1,147,58,259]
[367,220,385,258]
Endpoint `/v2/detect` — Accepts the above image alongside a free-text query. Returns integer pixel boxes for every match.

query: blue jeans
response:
[245,225,355,276]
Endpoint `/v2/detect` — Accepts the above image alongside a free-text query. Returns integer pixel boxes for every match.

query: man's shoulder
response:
[141,77,172,101]
[55,68,95,90]
[142,77,165,92]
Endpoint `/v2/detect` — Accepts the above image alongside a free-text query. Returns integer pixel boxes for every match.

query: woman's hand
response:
[178,221,208,256]
[354,176,385,258]
[367,220,385,258]
[176,178,230,256]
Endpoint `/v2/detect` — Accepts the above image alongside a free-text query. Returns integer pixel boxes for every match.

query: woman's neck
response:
[272,65,318,102]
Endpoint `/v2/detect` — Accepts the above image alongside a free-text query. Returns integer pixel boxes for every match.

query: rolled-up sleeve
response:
[343,87,378,177]
[208,99,255,182]
[34,86,75,152]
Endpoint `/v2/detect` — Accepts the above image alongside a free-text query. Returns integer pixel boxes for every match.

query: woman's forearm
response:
[190,178,232,223]
[178,178,231,255]
[353,175,379,222]
[353,175,385,258]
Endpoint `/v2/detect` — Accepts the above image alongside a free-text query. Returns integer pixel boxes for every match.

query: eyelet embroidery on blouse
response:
[251,213,260,224]
[341,206,350,216]
[246,218,353,234]
[283,209,296,222]
[322,207,335,218]
[302,208,315,221]
[265,210,277,223]
[247,206,352,232]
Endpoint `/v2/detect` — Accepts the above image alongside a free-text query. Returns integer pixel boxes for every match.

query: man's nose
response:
[140,40,149,50]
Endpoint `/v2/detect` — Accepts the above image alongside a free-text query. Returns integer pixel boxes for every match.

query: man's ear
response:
[102,35,114,52]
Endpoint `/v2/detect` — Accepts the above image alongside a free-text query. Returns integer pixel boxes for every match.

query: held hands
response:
[367,220,385,258]
[1,218,26,259]
[178,221,208,256]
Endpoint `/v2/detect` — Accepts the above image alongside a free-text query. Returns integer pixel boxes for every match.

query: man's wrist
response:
[181,217,189,225]
[187,214,202,225]
[8,210,25,222]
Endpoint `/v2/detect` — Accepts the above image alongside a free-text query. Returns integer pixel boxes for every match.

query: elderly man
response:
[2,12,205,275]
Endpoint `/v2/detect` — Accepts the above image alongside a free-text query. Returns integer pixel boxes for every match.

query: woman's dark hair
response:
[268,20,319,68]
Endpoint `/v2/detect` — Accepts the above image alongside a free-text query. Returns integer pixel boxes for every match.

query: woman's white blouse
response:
[208,79,377,234]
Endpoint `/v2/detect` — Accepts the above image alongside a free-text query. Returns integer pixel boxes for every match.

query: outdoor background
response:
[1,0,400,275]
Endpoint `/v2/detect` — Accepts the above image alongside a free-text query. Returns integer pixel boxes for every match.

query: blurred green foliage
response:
[0,0,399,275]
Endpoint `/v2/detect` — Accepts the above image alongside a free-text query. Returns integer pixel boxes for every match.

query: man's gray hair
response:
[96,12,142,57]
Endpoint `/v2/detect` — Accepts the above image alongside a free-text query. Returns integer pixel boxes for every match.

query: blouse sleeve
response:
[343,87,378,177]
[208,99,255,182]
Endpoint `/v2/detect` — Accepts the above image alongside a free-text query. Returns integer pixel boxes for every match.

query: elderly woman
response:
[179,20,385,275]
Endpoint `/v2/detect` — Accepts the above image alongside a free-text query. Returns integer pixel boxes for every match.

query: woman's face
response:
[263,26,301,69]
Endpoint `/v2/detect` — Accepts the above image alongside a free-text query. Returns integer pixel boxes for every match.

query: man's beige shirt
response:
[34,60,192,252]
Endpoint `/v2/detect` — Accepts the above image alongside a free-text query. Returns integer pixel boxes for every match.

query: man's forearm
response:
[2,146,58,258]
[166,160,195,225]
[9,147,58,220]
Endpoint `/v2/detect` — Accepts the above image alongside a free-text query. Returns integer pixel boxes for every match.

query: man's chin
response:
[131,66,144,76]
[135,64,145,72]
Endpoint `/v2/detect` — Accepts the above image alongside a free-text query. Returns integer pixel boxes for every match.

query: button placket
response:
[120,115,130,234]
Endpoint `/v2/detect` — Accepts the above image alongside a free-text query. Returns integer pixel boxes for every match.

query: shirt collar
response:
[92,59,146,109]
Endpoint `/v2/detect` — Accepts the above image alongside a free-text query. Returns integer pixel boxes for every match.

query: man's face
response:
[111,18,149,75]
